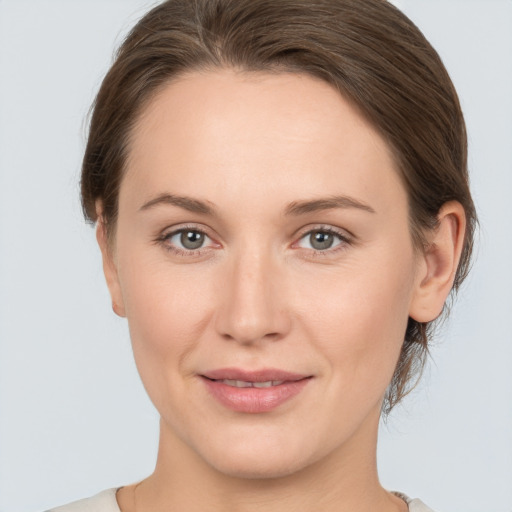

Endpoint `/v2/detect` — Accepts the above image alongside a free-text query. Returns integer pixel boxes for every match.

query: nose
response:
[214,247,291,345]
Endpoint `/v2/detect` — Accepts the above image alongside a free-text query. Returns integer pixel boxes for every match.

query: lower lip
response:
[201,377,312,413]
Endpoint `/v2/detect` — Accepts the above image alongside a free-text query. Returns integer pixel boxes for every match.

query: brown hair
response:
[81,0,477,413]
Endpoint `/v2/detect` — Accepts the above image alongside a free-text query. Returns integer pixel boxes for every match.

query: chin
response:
[194,428,324,480]
[207,451,312,480]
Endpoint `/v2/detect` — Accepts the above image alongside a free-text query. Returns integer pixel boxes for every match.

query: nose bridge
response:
[215,240,288,344]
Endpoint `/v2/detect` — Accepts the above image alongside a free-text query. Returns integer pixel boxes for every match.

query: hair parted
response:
[81,0,477,413]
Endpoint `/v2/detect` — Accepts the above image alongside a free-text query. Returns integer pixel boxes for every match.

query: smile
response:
[214,379,285,388]
[200,369,312,413]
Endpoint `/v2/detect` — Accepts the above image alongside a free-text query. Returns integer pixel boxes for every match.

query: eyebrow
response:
[139,193,216,215]
[139,193,376,216]
[285,195,376,216]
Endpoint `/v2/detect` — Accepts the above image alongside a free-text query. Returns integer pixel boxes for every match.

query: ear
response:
[409,201,466,323]
[95,202,126,317]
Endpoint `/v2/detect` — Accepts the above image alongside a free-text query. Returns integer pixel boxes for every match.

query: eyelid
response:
[155,223,221,255]
[291,224,354,253]
[294,224,353,241]
[154,223,354,257]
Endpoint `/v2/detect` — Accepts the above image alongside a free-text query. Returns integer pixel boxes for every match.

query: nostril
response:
[213,274,292,344]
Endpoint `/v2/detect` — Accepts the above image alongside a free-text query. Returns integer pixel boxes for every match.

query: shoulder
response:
[408,498,437,512]
[45,487,438,512]
[45,488,121,512]
[393,491,438,512]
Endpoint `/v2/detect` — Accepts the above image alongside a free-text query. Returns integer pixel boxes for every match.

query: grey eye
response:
[310,231,335,250]
[297,229,344,251]
[165,229,208,251]
[179,230,205,250]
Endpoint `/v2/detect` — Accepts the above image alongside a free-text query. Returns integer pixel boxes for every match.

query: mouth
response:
[204,378,288,388]
[201,367,310,383]
[199,368,313,413]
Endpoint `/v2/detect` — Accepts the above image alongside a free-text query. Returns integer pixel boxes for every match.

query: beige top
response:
[47,488,437,512]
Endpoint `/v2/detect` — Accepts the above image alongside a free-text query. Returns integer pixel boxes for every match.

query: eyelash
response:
[294,226,352,257]
[155,224,353,258]
[155,224,215,258]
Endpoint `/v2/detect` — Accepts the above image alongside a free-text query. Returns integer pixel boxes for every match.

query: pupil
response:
[181,231,204,250]
[311,231,333,250]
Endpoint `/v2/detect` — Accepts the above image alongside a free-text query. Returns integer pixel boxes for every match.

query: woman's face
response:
[103,69,426,478]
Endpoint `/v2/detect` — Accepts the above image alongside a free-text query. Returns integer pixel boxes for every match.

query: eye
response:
[158,227,217,255]
[296,228,347,252]
[171,229,207,250]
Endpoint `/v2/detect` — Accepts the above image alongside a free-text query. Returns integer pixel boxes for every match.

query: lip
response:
[200,367,313,413]
[201,367,309,382]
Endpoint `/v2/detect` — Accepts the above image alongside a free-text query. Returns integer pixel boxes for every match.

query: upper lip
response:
[201,367,311,382]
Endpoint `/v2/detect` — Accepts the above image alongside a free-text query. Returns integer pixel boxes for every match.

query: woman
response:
[49,0,476,511]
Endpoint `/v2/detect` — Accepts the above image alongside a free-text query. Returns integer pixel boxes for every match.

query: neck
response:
[124,406,406,512]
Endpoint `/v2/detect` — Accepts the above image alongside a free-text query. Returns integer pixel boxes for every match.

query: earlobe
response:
[95,207,126,318]
[409,201,466,323]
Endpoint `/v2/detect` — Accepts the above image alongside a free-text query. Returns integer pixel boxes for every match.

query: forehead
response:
[123,68,406,216]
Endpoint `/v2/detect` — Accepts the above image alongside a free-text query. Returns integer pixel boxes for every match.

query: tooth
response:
[219,379,286,388]
[223,379,253,388]
[252,381,273,388]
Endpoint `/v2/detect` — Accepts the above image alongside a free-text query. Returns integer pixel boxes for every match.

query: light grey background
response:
[0,1,511,511]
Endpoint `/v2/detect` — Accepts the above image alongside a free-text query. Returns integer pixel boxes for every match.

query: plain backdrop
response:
[0,1,511,511]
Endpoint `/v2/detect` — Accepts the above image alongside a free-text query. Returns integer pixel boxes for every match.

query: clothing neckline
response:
[110,487,421,512]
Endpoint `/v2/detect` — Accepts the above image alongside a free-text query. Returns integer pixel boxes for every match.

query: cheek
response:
[115,222,417,424]
[115,245,217,399]
[301,249,415,395]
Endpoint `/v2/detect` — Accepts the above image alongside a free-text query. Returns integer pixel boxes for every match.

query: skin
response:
[97,69,466,512]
